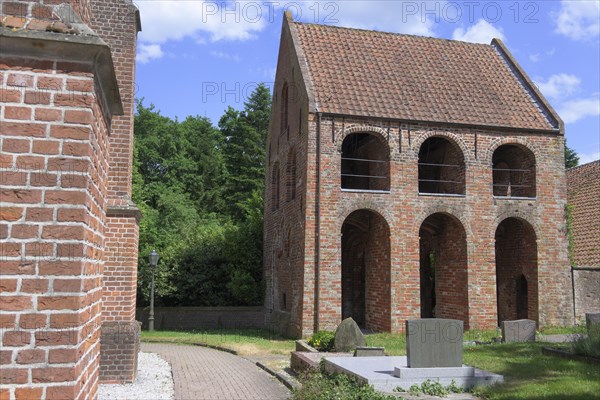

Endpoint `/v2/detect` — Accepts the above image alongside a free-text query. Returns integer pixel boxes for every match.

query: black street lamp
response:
[148,250,159,332]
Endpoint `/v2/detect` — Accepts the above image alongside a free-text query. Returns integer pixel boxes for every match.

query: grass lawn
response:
[141,328,296,356]
[143,327,599,399]
[366,329,600,400]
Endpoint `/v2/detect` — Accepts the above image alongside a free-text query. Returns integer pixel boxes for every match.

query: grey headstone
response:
[334,317,366,352]
[406,319,463,368]
[586,313,600,336]
[354,346,385,357]
[501,319,536,342]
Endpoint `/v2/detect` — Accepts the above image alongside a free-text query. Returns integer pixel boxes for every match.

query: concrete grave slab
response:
[324,356,503,393]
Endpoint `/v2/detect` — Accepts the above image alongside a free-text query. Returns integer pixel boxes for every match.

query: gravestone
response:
[354,346,385,357]
[334,317,366,352]
[501,319,536,342]
[405,319,463,368]
[586,312,600,336]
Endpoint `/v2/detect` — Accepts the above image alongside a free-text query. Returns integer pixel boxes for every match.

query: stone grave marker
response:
[334,317,366,352]
[586,312,600,336]
[501,319,536,342]
[405,319,463,368]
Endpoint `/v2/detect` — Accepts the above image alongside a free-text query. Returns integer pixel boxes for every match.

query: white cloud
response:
[209,51,241,62]
[529,53,540,63]
[554,0,600,41]
[579,151,600,164]
[559,96,600,123]
[452,19,505,44]
[136,1,267,44]
[535,74,581,100]
[137,43,164,63]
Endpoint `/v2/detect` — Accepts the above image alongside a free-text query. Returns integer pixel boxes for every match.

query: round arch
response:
[411,131,471,164]
[335,124,391,154]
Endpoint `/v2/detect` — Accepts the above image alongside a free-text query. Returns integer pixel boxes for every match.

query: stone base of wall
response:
[136,307,265,331]
[99,321,141,384]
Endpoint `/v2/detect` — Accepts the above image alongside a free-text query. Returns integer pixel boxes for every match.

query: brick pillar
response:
[0,58,113,399]
[89,0,142,383]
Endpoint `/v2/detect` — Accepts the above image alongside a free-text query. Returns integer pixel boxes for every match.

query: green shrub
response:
[308,331,335,352]
[572,328,600,358]
[293,369,397,400]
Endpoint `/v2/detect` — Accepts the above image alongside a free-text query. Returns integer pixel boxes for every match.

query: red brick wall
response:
[1,58,109,400]
[89,0,140,384]
[266,105,574,337]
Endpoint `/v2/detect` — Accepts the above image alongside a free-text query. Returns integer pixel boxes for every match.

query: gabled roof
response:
[288,16,562,133]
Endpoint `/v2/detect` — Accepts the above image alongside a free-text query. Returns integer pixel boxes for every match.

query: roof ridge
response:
[292,20,493,47]
[567,159,600,171]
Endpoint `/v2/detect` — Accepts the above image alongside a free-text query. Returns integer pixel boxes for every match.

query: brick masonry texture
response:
[0,1,140,399]
[264,14,574,338]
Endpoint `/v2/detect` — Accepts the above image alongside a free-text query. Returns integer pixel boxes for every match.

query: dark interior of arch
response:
[341,209,390,331]
[418,137,466,195]
[495,217,538,325]
[419,213,469,326]
[341,133,390,191]
[492,144,536,198]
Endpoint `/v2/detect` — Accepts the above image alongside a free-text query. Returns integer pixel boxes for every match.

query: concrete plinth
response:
[324,356,503,393]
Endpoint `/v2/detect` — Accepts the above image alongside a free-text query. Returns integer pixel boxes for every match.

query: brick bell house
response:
[264,13,575,338]
[0,0,141,398]
[566,160,600,321]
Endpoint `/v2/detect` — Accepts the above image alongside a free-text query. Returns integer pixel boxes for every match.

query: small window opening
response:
[282,292,287,310]
[418,137,465,195]
[492,144,536,198]
[341,133,390,191]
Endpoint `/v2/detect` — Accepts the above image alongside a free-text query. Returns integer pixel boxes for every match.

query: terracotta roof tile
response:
[567,160,600,267]
[293,22,557,131]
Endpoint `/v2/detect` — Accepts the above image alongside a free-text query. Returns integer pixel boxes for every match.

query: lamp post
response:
[148,250,159,332]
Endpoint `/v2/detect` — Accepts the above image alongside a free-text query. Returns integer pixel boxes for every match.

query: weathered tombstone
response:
[334,317,366,352]
[406,319,463,368]
[354,346,385,357]
[501,319,536,342]
[586,312,600,336]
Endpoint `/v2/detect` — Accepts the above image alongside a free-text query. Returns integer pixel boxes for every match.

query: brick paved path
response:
[141,343,291,400]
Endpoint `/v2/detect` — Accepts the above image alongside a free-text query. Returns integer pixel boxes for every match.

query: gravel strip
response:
[98,352,174,400]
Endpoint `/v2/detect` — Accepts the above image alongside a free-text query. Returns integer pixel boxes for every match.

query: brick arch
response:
[492,212,541,242]
[337,202,394,234]
[335,124,392,154]
[411,131,471,163]
[413,206,472,238]
[485,137,540,167]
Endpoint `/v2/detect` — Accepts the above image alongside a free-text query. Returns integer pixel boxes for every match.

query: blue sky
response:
[134,1,600,164]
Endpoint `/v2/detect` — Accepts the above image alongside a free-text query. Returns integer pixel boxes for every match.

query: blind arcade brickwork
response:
[264,13,574,338]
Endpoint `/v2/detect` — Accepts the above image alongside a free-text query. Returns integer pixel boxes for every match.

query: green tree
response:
[565,140,579,169]
[219,83,271,220]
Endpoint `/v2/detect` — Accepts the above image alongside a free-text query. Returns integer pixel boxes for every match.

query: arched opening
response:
[280,82,289,136]
[341,210,391,331]
[419,213,469,325]
[341,133,390,191]
[492,144,536,198]
[286,149,296,201]
[418,137,465,195]
[271,163,280,211]
[495,218,538,324]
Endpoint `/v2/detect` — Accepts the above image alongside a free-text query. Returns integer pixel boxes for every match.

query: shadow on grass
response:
[465,343,600,400]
